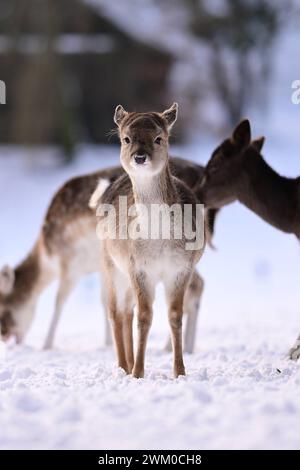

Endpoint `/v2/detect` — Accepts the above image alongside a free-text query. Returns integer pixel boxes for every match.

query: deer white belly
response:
[136,242,190,284]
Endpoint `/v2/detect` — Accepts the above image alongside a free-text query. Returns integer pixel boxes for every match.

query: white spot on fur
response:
[89,178,110,209]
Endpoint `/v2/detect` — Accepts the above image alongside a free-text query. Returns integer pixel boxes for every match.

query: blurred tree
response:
[0,0,174,160]
[186,0,290,127]
[7,0,76,162]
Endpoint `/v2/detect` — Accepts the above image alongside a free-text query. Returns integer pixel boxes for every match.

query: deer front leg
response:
[108,303,129,373]
[166,273,190,378]
[131,272,154,379]
[288,334,300,361]
[168,307,185,378]
[101,255,130,373]
[123,310,134,373]
[105,280,129,373]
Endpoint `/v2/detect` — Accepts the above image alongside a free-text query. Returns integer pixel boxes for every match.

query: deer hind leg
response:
[123,308,134,373]
[288,334,300,361]
[164,271,204,354]
[166,272,190,378]
[165,272,190,378]
[43,269,77,349]
[131,272,155,379]
[183,271,204,354]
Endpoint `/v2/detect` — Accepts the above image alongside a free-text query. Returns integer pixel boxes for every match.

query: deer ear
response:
[232,119,251,148]
[162,102,178,130]
[114,105,128,127]
[252,136,265,153]
[0,265,15,295]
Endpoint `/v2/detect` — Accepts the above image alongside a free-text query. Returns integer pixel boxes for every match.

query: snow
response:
[0,329,299,449]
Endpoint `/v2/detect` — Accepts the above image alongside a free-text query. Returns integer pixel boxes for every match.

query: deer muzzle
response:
[133,154,149,165]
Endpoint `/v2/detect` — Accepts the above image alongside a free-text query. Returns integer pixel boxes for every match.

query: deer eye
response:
[123,137,131,144]
[154,136,162,145]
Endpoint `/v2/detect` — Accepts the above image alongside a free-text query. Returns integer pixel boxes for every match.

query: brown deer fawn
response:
[0,157,213,352]
[90,103,206,378]
[197,119,300,360]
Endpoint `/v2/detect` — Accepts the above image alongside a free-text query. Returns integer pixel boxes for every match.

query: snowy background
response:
[1,0,300,451]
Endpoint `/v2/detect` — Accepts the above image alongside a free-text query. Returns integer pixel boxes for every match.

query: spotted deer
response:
[197,119,300,360]
[90,104,207,378]
[0,156,214,352]
[0,167,122,349]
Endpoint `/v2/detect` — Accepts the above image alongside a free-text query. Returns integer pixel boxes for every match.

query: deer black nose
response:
[134,154,147,165]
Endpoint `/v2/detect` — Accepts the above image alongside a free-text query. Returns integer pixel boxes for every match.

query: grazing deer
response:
[197,119,300,360]
[0,157,213,352]
[0,167,122,348]
[90,103,206,378]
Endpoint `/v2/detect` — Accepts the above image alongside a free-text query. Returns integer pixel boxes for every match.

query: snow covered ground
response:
[1,330,300,450]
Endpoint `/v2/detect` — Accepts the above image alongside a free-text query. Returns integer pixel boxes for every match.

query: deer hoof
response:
[174,366,186,378]
[132,367,144,379]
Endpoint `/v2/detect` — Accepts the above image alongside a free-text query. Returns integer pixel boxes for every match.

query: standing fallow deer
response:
[90,104,207,378]
[197,119,300,360]
[0,156,215,351]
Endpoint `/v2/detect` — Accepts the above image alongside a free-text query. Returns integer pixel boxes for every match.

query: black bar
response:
[0,450,299,466]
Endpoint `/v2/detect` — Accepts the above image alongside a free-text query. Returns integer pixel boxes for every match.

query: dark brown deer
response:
[90,104,207,378]
[197,119,300,360]
[0,156,213,352]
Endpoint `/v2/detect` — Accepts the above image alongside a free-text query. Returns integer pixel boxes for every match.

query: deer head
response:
[0,264,34,343]
[198,120,265,208]
[114,103,178,177]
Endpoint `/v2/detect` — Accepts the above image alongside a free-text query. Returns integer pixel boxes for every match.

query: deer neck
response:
[10,243,56,308]
[237,150,299,236]
[130,163,176,206]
